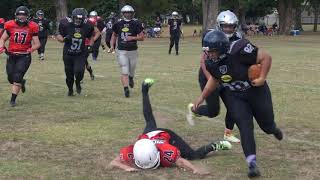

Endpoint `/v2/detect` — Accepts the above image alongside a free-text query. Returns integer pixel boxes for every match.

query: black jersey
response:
[105,17,116,33]
[112,18,144,51]
[33,18,50,38]
[168,18,182,35]
[59,18,94,55]
[205,39,258,92]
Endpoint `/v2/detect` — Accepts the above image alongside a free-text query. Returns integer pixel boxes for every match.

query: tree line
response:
[0,0,319,34]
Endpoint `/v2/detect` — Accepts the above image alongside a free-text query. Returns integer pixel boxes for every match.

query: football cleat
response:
[68,90,74,96]
[143,78,154,87]
[10,101,16,107]
[76,84,82,94]
[248,162,261,178]
[124,88,130,98]
[273,127,283,141]
[224,132,240,143]
[212,140,232,151]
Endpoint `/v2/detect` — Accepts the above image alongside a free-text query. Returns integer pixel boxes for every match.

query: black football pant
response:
[221,83,278,157]
[141,84,213,160]
[169,33,180,53]
[105,31,113,49]
[6,54,31,84]
[37,37,47,54]
[197,68,235,130]
[63,53,86,91]
[92,36,101,59]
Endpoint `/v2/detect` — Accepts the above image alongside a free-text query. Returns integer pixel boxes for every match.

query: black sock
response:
[124,87,129,91]
[87,66,93,74]
[11,94,17,102]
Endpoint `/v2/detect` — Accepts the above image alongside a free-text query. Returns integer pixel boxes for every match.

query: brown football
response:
[248,64,261,81]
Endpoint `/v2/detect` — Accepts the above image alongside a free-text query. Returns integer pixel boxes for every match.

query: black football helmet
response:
[15,6,30,26]
[202,30,229,55]
[71,8,87,26]
[36,10,44,19]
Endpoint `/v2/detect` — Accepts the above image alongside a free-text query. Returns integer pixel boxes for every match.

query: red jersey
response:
[85,38,90,46]
[0,18,5,37]
[120,130,181,167]
[4,20,39,53]
[88,17,97,26]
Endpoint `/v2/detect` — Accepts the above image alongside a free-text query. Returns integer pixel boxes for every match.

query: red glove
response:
[0,47,6,54]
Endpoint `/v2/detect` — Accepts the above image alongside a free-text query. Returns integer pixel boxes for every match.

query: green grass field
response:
[0,27,320,179]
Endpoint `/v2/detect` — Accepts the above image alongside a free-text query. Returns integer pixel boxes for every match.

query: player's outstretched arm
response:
[175,157,210,175]
[110,156,139,172]
[192,75,218,111]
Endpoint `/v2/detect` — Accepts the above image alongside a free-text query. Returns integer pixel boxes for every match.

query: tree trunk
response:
[313,7,319,32]
[55,0,67,22]
[202,0,219,31]
[294,4,303,31]
[278,0,295,35]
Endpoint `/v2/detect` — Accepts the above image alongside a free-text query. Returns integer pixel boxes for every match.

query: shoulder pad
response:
[228,39,250,55]
[66,17,72,23]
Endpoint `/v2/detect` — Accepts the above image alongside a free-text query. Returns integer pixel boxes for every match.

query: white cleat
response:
[224,133,241,143]
[186,103,196,126]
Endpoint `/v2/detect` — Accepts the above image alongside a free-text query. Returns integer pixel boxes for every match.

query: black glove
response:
[63,35,72,43]
[87,45,93,53]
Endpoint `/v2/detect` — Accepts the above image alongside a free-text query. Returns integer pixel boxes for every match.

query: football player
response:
[110,5,144,98]
[192,30,283,178]
[101,12,117,53]
[110,79,232,174]
[88,11,104,61]
[187,10,242,143]
[0,6,40,107]
[33,10,50,61]
[56,8,100,96]
[168,11,182,55]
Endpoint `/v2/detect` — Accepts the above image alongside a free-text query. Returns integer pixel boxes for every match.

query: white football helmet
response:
[172,11,179,19]
[133,139,160,169]
[121,5,135,21]
[89,11,98,17]
[216,10,239,38]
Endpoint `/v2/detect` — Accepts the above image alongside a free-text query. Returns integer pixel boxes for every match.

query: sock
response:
[246,154,257,167]
[124,87,129,91]
[11,94,17,102]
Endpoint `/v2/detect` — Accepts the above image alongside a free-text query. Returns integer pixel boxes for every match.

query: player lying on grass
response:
[110,78,232,174]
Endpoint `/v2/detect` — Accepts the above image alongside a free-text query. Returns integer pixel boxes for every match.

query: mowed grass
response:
[0,27,320,179]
